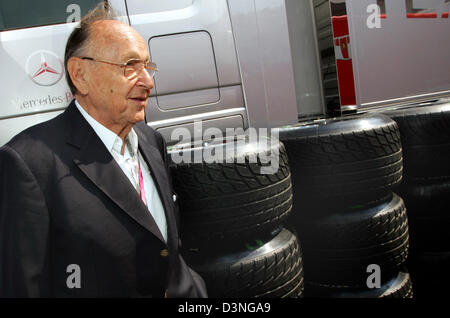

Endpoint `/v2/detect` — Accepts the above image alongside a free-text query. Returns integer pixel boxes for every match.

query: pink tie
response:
[138,158,147,205]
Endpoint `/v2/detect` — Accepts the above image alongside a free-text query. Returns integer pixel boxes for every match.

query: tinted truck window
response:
[0,0,100,31]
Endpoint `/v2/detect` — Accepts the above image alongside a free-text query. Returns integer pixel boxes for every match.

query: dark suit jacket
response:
[0,100,207,298]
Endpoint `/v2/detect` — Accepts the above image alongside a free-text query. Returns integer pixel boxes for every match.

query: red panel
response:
[332,15,356,107]
[337,60,356,106]
[407,13,438,18]
[331,15,349,38]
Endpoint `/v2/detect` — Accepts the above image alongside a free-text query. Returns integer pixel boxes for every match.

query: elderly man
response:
[0,3,207,298]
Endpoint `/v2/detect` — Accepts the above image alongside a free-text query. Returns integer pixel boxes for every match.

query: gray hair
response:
[64,1,118,95]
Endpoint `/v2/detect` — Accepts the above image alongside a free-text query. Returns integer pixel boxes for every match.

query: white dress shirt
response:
[75,100,167,242]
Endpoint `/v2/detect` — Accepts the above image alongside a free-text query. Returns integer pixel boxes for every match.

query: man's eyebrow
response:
[122,54,150,62]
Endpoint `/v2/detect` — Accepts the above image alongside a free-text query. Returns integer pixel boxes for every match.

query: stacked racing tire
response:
[383,100,450,298]
[279,113,412,298]
[168,135,304,297]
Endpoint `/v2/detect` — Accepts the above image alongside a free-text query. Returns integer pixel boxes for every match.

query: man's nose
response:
[136,68,154,90]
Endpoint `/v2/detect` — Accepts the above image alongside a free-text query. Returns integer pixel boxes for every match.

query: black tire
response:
[383,102,450,182]
[279,113,403,210]
[305,271,413,298]
[185,228,304,298]
[400,181,450,253]
[296,193,409,286]
[169,136,292,249]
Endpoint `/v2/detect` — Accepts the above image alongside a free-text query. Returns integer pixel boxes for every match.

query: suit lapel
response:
[134,124,178,242]
[65,101,166,244]
[134,124,178,247]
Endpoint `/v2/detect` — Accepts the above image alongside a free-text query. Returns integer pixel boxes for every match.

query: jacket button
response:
[160,249,169,257]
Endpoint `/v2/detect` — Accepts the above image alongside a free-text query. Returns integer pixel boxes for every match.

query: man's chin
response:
[127,103,147,123]
[134,110,146,123]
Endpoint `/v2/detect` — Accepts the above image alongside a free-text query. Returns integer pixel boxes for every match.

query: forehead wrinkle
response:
[89,20,148,62]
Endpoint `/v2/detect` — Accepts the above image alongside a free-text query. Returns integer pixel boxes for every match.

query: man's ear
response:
[67,57,89,95]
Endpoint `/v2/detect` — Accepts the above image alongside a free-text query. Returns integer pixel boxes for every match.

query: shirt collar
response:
[115,126,139,158]
[74,99,138,156]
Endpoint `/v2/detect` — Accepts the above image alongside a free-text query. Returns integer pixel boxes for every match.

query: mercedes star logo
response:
[25,50,64,86]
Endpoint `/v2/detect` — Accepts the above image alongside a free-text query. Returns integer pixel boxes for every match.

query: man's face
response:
[82,21,154,129]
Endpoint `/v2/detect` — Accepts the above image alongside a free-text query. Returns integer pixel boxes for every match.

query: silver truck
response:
[1,0,449,146]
